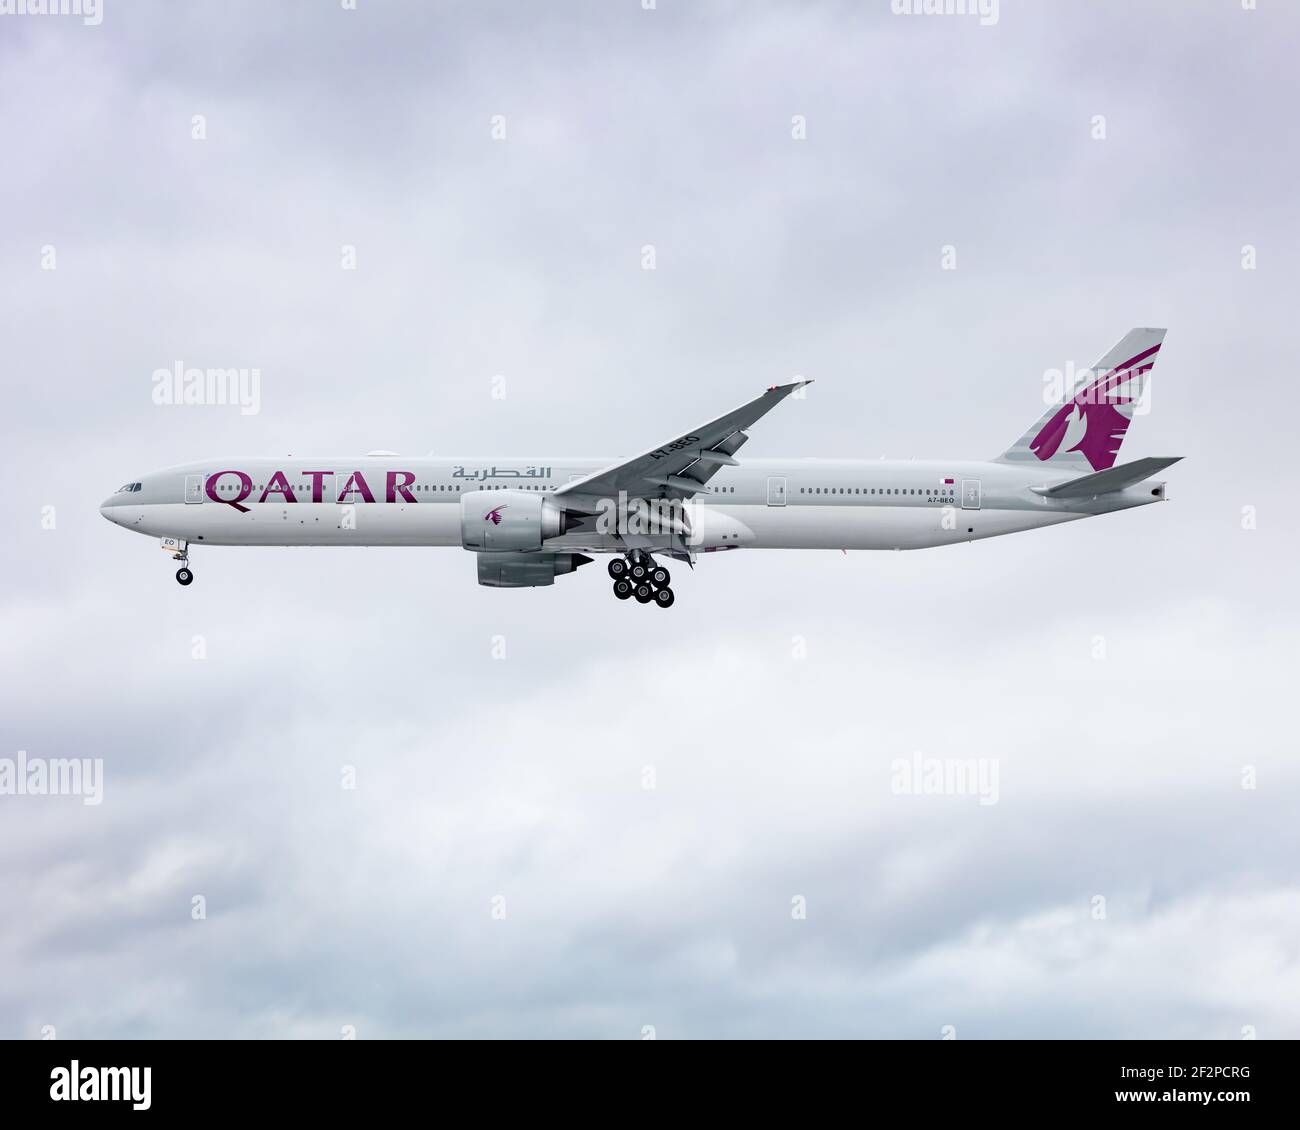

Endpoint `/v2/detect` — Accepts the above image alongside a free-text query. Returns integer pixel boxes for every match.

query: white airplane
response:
[101,328,1178,608]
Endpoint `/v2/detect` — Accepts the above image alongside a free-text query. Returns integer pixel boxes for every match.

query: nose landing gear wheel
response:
[613,579,633,600]
[633,583,654,604]
[654,586,675,608]
[608,558,628,580]
[650,566,670,587]
[176,567,194,586]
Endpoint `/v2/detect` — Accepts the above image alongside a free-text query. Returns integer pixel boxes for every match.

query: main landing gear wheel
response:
[611,553,675,607]
[176,567,194,586]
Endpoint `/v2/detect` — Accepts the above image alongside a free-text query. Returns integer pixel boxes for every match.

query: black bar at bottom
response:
[1,1037,1290,1117]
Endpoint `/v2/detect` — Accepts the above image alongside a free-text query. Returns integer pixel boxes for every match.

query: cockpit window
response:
[116,482,142,493]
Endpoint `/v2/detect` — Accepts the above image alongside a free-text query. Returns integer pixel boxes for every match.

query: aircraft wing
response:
[556,380,812,503]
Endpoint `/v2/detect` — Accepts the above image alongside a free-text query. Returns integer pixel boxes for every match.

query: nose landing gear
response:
[169,542,194,586]
[609,553,674,608]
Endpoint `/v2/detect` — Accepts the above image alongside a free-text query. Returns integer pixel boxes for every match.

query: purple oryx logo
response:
[485,506,506,525]
[1030,342,1160,471]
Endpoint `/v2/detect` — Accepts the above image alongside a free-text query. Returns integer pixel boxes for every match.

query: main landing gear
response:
[609,553,674,608]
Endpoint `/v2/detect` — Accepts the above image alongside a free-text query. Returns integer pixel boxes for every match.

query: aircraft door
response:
[961,479,982,510]
[184,474,203,504]
[766,476,787,506]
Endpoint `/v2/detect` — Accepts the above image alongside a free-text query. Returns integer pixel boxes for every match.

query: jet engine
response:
[460,489,579,552]
[476,551,593,588]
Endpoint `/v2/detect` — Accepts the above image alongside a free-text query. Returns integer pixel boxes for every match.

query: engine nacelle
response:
[477,552,593,588]
[460,489,569,551]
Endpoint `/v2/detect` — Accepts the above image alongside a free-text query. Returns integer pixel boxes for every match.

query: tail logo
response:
[1030,343,1160,471]
[485,506,506,525]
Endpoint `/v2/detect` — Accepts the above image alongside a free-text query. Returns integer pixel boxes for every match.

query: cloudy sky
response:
[2,0,1298,1038]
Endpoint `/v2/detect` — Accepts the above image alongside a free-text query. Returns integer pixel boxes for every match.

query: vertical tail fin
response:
[996,328,1166,472]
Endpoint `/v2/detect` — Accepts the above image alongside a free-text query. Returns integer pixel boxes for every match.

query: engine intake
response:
[460,489,578,551]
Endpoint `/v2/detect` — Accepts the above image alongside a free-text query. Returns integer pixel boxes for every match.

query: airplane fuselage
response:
[100,455,1166,553]
[99,331,1176,603]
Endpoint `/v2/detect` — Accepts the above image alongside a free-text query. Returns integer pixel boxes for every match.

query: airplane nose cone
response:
[99,499,119,524]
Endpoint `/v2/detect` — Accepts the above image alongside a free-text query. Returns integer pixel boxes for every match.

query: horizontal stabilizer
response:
[1038,456,1182,498]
